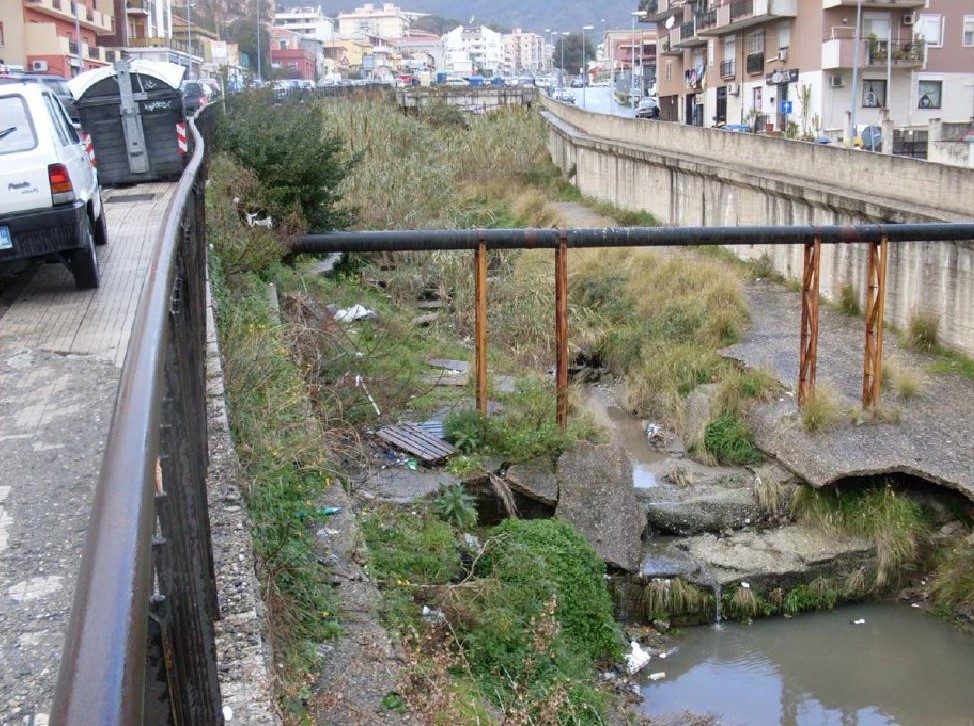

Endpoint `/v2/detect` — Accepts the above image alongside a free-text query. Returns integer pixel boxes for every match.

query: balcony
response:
[821,29,925,70]
[675,18,707,48]
[822,0,924,8]
[659,35,681,55]
[696,9,717,32]
[642,0,677,22]
[699,0,797,36]
[24,0,114,34]
[720,59,736,78]
[126,0,150,15]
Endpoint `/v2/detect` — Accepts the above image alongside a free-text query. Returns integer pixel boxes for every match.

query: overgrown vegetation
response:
[930,541,974,615]
[883,357,926,400]
[704,412,763,465]
[906,310,940,352]
[362,510,620,722]
[837,282,860,316]
[642,578,714,621]
[800,384,842,433]
[791,483,930,588]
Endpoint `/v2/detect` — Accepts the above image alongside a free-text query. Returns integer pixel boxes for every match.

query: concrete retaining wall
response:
[542,98,974,358]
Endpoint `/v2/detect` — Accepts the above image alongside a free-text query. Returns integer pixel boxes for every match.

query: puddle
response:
[585,388,666,488]
[637,602,974,725]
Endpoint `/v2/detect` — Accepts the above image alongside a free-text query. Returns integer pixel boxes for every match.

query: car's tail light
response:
[48,163,75,205]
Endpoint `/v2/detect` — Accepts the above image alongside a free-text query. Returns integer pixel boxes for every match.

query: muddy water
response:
[584,387,665,488]
[638,603,974,726]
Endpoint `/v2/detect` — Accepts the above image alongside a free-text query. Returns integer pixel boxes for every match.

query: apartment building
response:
[504,28,547,74]
[273,6,335,43]
[0,0,115,77]
[336,3,422,41]
[269,27,316,80]
[443,25,504,76]
[644,0,974,138]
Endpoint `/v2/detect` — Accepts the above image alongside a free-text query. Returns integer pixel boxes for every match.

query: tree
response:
[225,17,269,77]
[553,33,595,74]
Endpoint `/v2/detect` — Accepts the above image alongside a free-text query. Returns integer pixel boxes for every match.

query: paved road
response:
[574,84,636,118]
[0,184,175,723]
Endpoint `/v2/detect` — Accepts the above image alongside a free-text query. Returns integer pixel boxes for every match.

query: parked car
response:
[552,88,575,104]
[180,79,213,116]
[0,82,107,289]
[570,77,585,88]
[635,96,660,119]
[0,73,78,123]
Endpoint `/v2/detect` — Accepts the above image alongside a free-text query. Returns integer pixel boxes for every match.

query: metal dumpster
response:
[69,60,187,186]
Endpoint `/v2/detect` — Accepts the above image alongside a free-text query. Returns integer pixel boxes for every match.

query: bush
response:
[704,412,763,465]
[444,409,487,454]
[906,310,939,352]
[433,484,478,530]
[219,92,354,230]
[361,509,461,588]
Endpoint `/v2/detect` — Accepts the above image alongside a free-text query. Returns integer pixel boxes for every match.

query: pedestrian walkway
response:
[0,183,175,722]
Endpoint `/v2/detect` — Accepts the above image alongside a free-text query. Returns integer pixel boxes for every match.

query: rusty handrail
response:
[51,113,211,724]
[295,222,974,253]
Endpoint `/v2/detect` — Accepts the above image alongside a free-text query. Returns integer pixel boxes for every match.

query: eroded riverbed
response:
[638,603,974,726]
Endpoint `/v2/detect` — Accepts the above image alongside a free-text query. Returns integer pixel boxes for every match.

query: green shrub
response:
[704,412,763,465]
[361,509,461,587]
[906,310,939,352]
[433,484,478,530]
[838,282,860,316]
[783,577,839,615]
[444,409,487,454]
[219,91,354,230]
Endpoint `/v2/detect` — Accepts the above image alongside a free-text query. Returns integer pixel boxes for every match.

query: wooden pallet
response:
[377,422,455,463]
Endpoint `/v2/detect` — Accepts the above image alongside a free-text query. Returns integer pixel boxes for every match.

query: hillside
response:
[276,0,643,36]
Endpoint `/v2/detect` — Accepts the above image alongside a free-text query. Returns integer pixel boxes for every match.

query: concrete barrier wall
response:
[542,98,974,357]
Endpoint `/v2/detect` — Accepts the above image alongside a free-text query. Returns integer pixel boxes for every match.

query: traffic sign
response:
[780,100,793,114]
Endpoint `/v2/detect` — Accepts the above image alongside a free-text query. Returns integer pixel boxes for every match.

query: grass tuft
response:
[704,412,763,466]
[906,310,939,352]
[754,475,786,517]
[727,584,760,620]
[642,578,714,620]
[883,357,926,400]
[930,541,974,613]
[837,282,860,316]
[801,384,842,433]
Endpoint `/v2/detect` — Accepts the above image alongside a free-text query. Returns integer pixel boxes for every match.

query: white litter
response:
[625,641,652,675]
[851,618,866,625]
[334,304,378,323]
[244,211,274,228]
[911,602,922,609]
[222,706,234,721]
[648,672,666,681]
[741,581,751,589]
[421,605,445,623]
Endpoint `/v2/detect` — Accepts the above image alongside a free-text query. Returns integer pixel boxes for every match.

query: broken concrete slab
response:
[555,443,644,571]
[638,479,764,536]
[362,468,460,504]
[505,457,558,506]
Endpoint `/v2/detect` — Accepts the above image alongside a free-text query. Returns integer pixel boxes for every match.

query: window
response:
[723,35,736,62]
[861,79,886,108]
[746,30,764,56]
[0,94,38,155]
[664,60,673,81]
[777,22,790,52]
[917,80,942,109]
[963,16,974,47]
[44,95,70,146]
[279,40,287,50]
[917,14,943,48]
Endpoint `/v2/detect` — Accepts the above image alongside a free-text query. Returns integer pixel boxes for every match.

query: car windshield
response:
[40,78,69,95]
[0,94,37,155]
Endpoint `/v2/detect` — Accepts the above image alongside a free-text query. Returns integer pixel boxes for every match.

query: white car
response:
[0,82,106,289]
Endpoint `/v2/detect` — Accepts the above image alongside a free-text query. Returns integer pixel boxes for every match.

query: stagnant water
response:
[638,603,974,726]
[584,387,665,488]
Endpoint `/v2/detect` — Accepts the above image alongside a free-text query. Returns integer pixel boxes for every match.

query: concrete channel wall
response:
[541,98,974,358]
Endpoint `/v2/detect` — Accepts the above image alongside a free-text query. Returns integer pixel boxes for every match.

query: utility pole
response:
[849,0,863,144]
[560,31,569,87]
[73,0,82,77]
[581,24,593,108]
[256,0,262,82]
[631,11,646,99]
[187,1,194,79]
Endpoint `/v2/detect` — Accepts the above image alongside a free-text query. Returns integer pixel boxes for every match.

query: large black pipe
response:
[294,223,974,254]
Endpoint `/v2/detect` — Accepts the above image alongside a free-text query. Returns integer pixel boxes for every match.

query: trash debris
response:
[461,532,481,550]
[354,374,381,416]
[645,422,663,440]
[625,641,652,675]
[911,602,922,609]
[244,211,274,228]
[421,605,445,623]
[851,618,866,625]
[222,705,234,721]
[334,304,378,323]
[321,506,342,516]
[417,420,445,439]
[741,581,751,589]
[405,457,418,471]
[377,422,456,464]
[648,672,666,681]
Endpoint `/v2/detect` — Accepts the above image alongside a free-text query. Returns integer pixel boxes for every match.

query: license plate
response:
[0,227,10,251]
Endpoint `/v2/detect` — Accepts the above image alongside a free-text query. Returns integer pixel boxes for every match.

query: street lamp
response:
[581,24,594,109]
[186,1,196,79]
[631,10,646,101]
[848,0,863,145]
[544,29,551,73]
[256,0,263,83]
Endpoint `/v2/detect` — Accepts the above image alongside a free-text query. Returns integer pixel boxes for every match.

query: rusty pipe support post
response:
[798,236,822,407]
[862,235,889,408]
[475,235,488,417]
[555,231,569,428]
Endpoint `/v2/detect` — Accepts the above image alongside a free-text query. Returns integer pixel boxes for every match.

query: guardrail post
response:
[475,233,488,417]
[862,235,889,409]
[555,230,569,427]
[798,235,822,407]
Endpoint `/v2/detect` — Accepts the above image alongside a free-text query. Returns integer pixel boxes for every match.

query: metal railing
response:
[52,106,223,725]
[295,222,974,420]
[730,0,754,21]
[720,59,736,77]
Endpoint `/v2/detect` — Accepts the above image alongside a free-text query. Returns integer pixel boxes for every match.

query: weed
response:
[433,484,478,530]
[754,475,785,517]
[800,384,842,433]
[906,310,939,352]
[883,357,925,400]
[752,253,775,279]
[642,578,713,620]
[444,409,487,454]
[930,540,974,612]
[727,584,760,619]
[574,196,661,227]
[704,413,763,466]
[838,282,860,316]
[842,568,870,599]
[715,366,779,417]
[444,454,485,478]
[791,483,929,587]
[927,349,974,380]
[783,577,839,614]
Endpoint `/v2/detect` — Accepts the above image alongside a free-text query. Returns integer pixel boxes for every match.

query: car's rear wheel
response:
[69,214,99,290]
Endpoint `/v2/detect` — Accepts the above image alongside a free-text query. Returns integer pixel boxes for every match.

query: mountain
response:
[275,0,644,36]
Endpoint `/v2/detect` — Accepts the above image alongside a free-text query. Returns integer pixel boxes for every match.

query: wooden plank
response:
[376,422,455,463]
